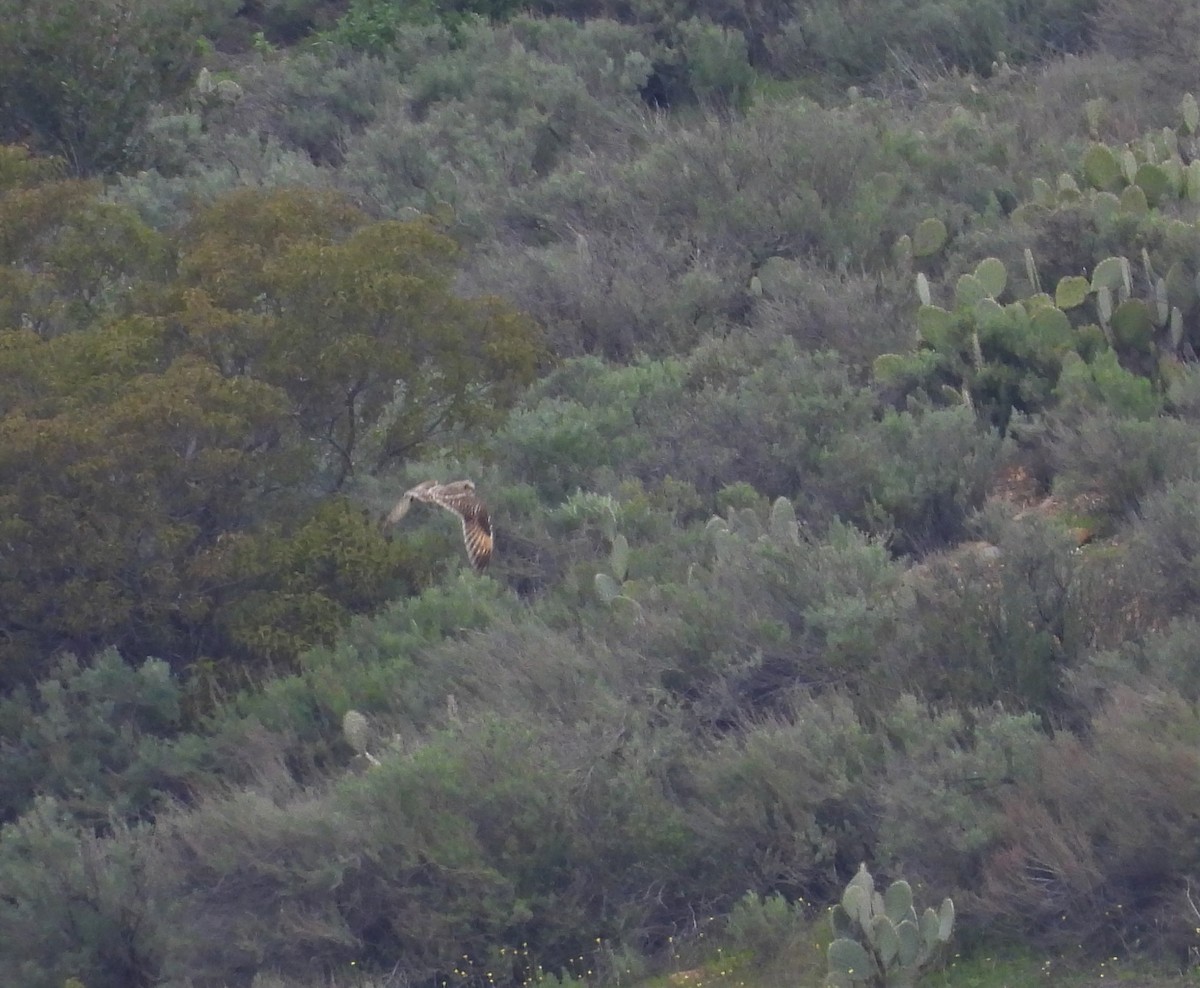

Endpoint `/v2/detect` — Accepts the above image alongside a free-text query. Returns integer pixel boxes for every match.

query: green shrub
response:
[626,100,891,265]
[113,135,326,228]
[336,17,652,234]
[1053,349,1162,420]
[1048,410,1200,519]
[157,713,704,984]
[468,223,738,360]
[723,891,803,959]
[0,0,237,174]
[680,20,755,109]
[1074,615,1200,701]
[980,686,1200,957]
[324,0,442,50]
[777,0,1094,86]
[0,799,165,988]
[748,264,913,364]
[873,697,1046,898]
[683,693,874,904]
[893,516,1082,712]
[671,342,875,504]
[1119,478,1200,624]
[511,338,870,514]
[495,357,683,499]
[822,406,1007,554]
[1093,0,1200,92]
[156,778,364,983]
[0,650,201,827]
[330,0,528,43]
[245,0,346,43]
[190,49,400,168]
[203,571,518,775]
[645,512,905,707]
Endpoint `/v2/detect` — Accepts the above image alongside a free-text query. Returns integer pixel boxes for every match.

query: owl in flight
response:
[386,479,493,571]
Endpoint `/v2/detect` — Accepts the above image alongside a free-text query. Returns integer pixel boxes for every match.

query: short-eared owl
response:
[386,479,493,571]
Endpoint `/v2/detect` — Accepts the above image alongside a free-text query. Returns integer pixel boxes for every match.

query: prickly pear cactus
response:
[912,218,947,258]
[1083,143,1122,192]
[768,496,800,547]
[825,863,954,988]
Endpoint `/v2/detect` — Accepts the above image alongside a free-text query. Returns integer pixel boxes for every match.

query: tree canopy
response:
[0,173,541,687]
[0,0,237,173]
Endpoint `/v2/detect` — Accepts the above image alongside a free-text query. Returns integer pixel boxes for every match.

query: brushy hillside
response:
[4,0,1200,986]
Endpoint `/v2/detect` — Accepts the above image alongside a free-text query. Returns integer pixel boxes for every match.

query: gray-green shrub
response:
[979,686,1200,956]
[0,650,200,827]
[0,799,165,988]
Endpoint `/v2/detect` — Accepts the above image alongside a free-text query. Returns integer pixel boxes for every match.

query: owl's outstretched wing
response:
[384,479,439,526]
[427,482,493,571]
[384,479,493,570]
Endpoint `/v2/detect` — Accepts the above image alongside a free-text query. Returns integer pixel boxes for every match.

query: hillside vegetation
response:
[3,0,1200,986]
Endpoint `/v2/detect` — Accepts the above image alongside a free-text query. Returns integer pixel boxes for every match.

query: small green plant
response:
[680,19,756,109]
[342,709,382,767]
[724,890,802,958]
[875,255,1079,431]
[826,863,954,987]
[594,533,643,621]
[912,217,948,259]
[704,494,803,566]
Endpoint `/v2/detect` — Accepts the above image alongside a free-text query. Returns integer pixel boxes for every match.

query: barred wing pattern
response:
[426,482,493,572]
[386,479,493,571]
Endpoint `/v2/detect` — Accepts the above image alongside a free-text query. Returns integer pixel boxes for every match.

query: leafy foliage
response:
[175,186,542,477]
[0,650,198,828]
[980,688,1200,956]
[0,0,236,173]
[0,799,165,988]
[0,175,539,685]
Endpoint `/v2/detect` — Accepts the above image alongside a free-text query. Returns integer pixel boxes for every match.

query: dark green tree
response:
[0,0,236,174]
[173,186,543,484]
[0,169,541,686]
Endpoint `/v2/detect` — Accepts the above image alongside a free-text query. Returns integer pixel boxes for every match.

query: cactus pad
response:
[1132,162,1171,205]
[828,939,873,982]
[917,305,959,349]
[1083,144,1123,192]
[1182,92,1199,134]
[1092,256,1127,294]
[1030,305,1072,346]
[974,257,1007,298]
[1111,298,1154,350]
[1120,183,1149,215]
[1055,275,1090,310]
[883,881,914,923]
[594,572,622,603]
[912,218,947,257]
[955,273,987,309]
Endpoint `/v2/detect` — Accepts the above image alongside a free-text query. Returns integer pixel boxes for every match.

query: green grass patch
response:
[651,941,1200,988]
[928,949,1200,987]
